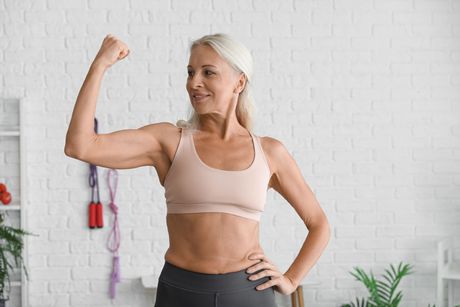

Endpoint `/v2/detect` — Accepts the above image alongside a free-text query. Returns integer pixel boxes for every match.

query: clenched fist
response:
[92,34,130,70]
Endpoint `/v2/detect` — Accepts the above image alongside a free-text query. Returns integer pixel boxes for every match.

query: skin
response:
[64,35,331,296]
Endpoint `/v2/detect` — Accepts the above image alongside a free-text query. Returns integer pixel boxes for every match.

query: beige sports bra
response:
[163,127,271,222]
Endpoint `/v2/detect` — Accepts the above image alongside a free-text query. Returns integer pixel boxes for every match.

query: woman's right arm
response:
[64,62,105,159]
[64,34,164,170]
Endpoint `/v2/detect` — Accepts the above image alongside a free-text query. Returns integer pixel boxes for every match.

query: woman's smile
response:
[193,95,210,102]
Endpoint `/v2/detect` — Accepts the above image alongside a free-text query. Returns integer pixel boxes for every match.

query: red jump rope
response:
[88,117,103,229]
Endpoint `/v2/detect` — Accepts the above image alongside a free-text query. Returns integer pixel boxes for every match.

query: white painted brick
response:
[49,229,89,242]
[170,23,210,37]
[352,10,392,25]
[44,0,80,9]
[414,0,451,11]
[375,251,416,263]
[394,11,432,24]
[334,251,375,263]
[28,281,48,294]
[70,292,108,306]
[312,9,352,25]
[432,36,460,49]
[332,23,371,36]
[413,24,453,36]
[434,11,460,25]
[374,0,414,11]
[333,73,372,87]
[49,254,89,267]
[231,10,270,24]
[31,268,71,281]
[49,280,89,293]
[311,35,351,50]
[28,294,57,307]
[376,225,415,237]
[335,0,373,10]
[352,36,390,49]
[252,22,291,37]
[336,226,375,238]
[273,11,312,24]
[191,11,231,25]
[272,36,311,50]
[129,23,169,38]
[253,0,294,11]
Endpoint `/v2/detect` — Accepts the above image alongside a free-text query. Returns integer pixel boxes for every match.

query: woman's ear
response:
[234,73,246,94]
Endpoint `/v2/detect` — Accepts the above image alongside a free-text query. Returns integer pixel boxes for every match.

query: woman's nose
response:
[188,74,204,88]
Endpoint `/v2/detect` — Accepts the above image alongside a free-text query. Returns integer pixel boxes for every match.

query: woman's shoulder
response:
[142,121,180,136]
[258,134,293,169]
[258,134,285,154]
[140,121,182,149]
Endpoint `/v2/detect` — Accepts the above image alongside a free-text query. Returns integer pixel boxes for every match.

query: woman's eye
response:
[187,70,214,77]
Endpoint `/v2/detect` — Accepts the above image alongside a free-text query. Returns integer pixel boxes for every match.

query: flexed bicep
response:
[66,122,171,170]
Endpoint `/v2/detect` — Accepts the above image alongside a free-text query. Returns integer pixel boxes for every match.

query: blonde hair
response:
[176,33,255,132]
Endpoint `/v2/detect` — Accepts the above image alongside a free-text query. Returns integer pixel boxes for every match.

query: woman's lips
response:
[193,95,210,102]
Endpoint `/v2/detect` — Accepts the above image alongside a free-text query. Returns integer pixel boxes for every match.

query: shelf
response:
[441,262,460,280]
[0,131,19,136]
[141,274,160,289]
[0,124,19,135]
[0,205,21,211]
[0,98,28,306]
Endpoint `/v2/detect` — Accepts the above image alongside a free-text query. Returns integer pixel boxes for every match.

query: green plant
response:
[340,262,414,307]
[0,212,38,302]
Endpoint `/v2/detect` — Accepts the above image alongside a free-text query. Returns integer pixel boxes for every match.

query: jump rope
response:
[88,117,121,299]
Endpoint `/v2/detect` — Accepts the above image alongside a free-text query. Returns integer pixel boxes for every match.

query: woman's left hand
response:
[246,253,298,295]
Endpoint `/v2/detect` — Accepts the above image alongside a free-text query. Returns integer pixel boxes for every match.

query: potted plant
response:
[340,261,414,307]
[0,211,37,306]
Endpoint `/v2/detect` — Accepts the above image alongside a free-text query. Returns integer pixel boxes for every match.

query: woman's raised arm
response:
[64,34,167,170]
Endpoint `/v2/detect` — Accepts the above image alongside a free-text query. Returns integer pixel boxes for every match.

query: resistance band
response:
[106,169,121,299]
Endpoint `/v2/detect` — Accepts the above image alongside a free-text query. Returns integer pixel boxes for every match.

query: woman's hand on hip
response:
[246,253,298,295]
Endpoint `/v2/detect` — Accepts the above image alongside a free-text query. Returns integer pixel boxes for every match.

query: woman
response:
[65,33,330,307]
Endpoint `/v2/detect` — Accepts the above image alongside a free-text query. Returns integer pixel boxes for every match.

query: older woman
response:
[65,33,330,307]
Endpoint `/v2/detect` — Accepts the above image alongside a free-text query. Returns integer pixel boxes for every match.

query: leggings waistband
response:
[158,261,269,293]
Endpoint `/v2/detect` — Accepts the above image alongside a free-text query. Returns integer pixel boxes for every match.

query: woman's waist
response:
[164,247,262,274]
[158,259,270,293]
[166,231,262,265]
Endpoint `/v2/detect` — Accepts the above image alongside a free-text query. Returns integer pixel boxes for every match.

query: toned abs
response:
[155,125,274,274]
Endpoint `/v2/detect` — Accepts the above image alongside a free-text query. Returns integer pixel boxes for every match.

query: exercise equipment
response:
[106,169,121,299]
[85,117,122,298]
[88,118,103,229]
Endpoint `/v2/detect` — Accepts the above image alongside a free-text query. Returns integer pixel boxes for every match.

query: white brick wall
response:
[1,0,460,306]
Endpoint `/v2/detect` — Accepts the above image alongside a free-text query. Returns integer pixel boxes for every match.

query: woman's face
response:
[186,44,245,115]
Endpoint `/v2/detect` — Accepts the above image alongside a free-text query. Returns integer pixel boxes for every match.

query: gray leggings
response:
[154,261,277,307]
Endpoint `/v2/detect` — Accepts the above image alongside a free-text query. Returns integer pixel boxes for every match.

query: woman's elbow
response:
[64,145,80,159]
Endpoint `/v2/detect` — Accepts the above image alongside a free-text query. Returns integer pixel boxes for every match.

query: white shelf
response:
[441,262,460,280]
[141,274,160,289]
[0,98,28,306]
[0,131,19,136]
[0,205,21,211]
